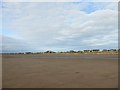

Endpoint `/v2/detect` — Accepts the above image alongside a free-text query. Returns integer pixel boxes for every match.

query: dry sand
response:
[2,54,118,88]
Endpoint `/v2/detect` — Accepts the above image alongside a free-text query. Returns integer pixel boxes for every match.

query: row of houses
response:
[80,49,118,53]
[77,49,119,53]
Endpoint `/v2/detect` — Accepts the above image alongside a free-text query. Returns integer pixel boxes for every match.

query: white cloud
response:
[3,0,119,2]
[2,2,118,52]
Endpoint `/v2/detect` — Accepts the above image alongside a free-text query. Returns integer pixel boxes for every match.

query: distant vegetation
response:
[2,49,120,54]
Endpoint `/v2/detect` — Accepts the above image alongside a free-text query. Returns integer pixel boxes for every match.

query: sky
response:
[0,1,118,53]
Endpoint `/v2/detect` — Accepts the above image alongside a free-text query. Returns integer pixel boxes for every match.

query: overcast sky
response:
[1,1,118,53]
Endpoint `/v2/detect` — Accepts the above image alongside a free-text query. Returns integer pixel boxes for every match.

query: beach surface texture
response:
[2,54,118,88]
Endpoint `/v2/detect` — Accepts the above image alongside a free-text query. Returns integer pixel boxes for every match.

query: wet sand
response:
[2,54,118,88]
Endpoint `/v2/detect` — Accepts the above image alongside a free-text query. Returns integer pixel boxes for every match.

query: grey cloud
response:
[2,2,118,52]
[2,35,33,53]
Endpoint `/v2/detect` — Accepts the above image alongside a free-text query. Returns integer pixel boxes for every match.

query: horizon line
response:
[1,48,119,53]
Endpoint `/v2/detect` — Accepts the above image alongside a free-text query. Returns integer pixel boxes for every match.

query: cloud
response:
[2,35,34,53]
[3,0,119,2]
[2,2,118,52]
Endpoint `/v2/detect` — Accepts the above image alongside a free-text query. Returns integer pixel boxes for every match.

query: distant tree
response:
[18,52,24,54]
[84,50,90,52]
[92,49,100,52]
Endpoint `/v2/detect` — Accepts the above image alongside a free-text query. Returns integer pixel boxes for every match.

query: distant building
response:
[102,49,109,52]
[69,50,76,53]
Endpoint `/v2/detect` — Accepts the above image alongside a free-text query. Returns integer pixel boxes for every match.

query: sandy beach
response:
[2,54,118,88]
